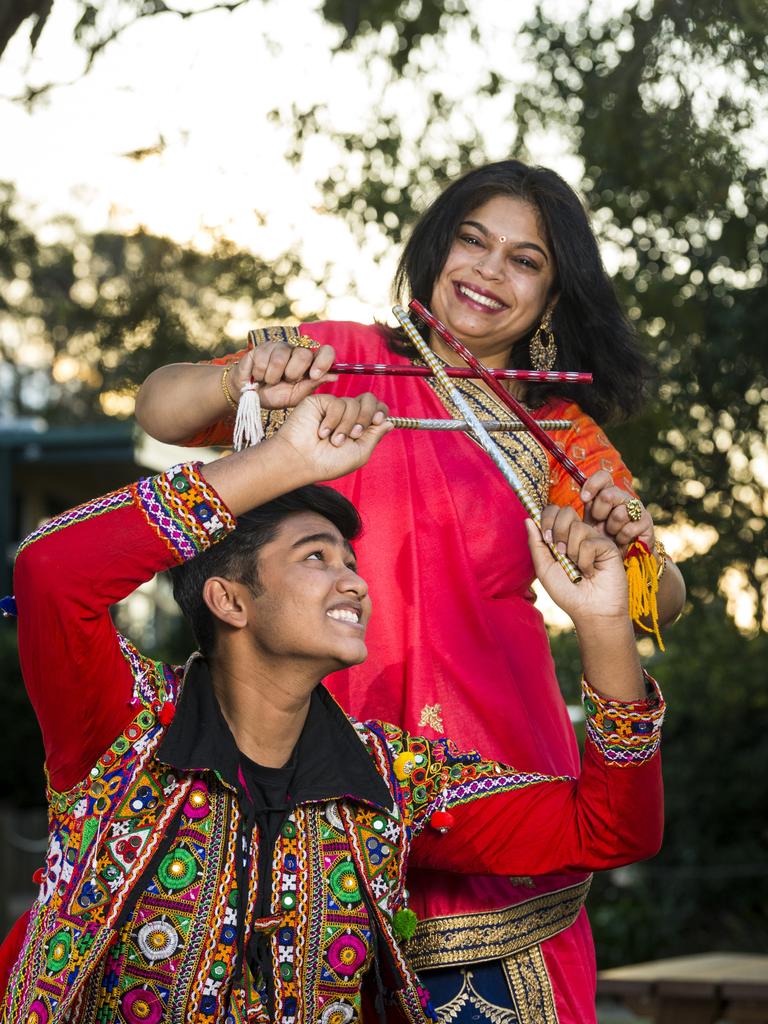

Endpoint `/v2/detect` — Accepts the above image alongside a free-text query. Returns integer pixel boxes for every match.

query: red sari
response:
[190,321,639,1024]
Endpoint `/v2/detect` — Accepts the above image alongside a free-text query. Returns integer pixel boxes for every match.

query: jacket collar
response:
[157,655,393,812]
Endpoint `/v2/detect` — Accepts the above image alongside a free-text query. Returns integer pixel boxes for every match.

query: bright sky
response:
[2,0,760,316]
[0,0,597,322]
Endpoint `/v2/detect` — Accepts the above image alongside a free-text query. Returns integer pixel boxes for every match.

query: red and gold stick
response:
[393,304,581,583]
[330,363,592,384]
[409,299,588,488]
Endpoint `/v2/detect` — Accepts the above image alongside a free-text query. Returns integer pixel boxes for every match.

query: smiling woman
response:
[428,196,557,367]
[391,160,646,423]
[135,158,685,1024]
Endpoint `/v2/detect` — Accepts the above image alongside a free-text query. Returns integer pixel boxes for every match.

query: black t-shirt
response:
[239,752,295,853]
[239,751,296,1004]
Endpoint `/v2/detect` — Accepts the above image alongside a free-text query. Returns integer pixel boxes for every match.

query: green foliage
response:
[0,626,46,806]
[515,0,768,615]
[320,0,471,66]
[2,0,465,102]
[552,608,768,960]
[0,182,302,423]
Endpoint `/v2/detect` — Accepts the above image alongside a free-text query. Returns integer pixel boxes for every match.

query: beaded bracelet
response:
[221,364,239,412]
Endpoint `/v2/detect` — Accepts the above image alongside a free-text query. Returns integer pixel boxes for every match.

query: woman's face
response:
[428,195,557,367]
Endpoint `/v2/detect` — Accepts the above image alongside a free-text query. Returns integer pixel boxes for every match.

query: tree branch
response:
[4,0,253,104]
[0,0,53,61]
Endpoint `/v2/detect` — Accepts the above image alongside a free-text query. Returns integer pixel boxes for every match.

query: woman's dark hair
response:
[168,484,361,656]
[393,159,649,423]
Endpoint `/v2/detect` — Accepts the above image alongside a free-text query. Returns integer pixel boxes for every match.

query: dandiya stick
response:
[331,363,592,384]
[393,305,581,584]
[244,332,590,383]
[389,417,571,432]
[410,299,589,489]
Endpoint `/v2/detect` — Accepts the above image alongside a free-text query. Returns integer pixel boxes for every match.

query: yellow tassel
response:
[624,540,665,651]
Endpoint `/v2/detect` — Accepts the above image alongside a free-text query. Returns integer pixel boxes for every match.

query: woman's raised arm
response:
[135,341,337,445]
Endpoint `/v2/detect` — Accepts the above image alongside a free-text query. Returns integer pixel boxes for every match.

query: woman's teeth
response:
[458,285,505,310]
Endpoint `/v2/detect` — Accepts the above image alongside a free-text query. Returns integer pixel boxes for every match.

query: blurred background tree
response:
[0,181,301,422]
[1,0,766,962]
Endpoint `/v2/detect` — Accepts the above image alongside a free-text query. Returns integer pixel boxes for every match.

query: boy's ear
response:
[202,576,250,630]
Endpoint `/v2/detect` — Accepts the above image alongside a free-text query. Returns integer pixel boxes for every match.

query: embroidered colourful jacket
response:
[3,464,665,1024]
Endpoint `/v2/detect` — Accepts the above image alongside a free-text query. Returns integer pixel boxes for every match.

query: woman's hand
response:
[228,341,338,410]
[575,470,655,556]
[540,471,686,629]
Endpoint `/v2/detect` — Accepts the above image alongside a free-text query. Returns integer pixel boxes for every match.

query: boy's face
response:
[242,511,371,671]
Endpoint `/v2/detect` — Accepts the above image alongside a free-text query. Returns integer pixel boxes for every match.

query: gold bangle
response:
[221,364,239,412]
[654,539,668,581]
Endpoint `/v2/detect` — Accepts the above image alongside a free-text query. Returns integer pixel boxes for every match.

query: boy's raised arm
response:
[14,393,391,792]
[408,506,663,876]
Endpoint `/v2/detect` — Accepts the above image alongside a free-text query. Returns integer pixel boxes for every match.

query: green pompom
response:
[393,907,418,941]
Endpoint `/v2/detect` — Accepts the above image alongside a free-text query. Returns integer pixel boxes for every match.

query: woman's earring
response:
[529,307,557,371]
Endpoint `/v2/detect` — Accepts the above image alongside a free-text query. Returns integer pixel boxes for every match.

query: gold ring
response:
[625,497,643,522]
[293,334,319,351]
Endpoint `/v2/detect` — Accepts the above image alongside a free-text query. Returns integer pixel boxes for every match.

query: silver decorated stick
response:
[389,417,570,432]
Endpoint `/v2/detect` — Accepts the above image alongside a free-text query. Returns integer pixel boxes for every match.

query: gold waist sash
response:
[407,876,592,971]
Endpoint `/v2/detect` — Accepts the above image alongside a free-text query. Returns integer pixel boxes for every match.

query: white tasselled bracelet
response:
[233,381,264,450]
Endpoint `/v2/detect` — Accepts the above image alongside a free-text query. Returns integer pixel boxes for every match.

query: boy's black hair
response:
[169,484,362,656]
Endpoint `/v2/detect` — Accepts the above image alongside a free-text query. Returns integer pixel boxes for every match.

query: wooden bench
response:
[597,952,768,1023]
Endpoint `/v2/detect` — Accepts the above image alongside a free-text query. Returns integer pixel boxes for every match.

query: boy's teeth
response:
[327,609,359,623]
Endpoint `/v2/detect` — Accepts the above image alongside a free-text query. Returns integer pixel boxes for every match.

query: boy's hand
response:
[229,342,338,410]
[526,507,629,627]
[271,392,393,483]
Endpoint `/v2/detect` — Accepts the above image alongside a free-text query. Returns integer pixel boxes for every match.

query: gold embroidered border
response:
[503,944,559,1024]
[248,326,302,439]
[250,324,302,347]
[406,877,591,971]
[419,356,551,510]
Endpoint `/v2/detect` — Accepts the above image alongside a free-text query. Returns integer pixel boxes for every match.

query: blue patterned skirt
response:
[422,959,524,1023]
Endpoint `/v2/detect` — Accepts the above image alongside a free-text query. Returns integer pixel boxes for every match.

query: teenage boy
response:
[3,393,662,1024]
